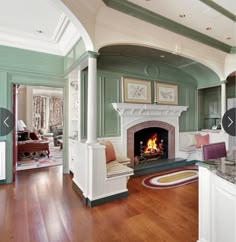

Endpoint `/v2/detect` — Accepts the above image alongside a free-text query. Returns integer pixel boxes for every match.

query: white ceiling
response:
[129,0,236,46]
[0,0,81,56]
[0,0,235,56]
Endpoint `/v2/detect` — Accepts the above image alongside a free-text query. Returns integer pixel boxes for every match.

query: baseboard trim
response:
[72,180,88,205]
[72,180,128,207]
[0,180,6,185]
[87,191,128,207]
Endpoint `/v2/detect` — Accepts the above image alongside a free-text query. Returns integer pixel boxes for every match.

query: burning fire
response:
[144,133,160,153]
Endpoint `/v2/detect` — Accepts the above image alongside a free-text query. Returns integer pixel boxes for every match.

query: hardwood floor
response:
[0,165,198,242]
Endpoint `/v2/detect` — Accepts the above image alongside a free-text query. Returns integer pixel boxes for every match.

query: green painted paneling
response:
[97,73,120,137]
[86,54,198,136]
[226,76,236,102]
[64,38,86,72]
[198,78,236,130]
[0,46,66,183]
[198,86,221,130]
[0,45,64,75]
[80,71,88,140]
[100,45,221,88]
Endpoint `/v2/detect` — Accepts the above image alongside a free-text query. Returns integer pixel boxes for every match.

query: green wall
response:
[198,76,236,130]
[0,45,65,183]
[81,54,198,139]
[64,38,86,74]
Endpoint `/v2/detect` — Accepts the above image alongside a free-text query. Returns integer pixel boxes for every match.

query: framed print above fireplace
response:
[122,77,151,104]
[155,82,178,105]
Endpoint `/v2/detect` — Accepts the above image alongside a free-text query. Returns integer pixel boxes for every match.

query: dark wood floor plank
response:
[0,165,198,242]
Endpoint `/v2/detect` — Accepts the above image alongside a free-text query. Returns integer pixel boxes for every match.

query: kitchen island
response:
[197,160,236,242]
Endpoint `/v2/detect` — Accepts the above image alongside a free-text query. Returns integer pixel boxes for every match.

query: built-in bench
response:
[106,160,133,178]
[178,130,229,162]
[100,140,133,179]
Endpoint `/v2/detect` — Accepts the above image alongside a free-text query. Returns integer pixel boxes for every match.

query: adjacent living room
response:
[16,85,64,170]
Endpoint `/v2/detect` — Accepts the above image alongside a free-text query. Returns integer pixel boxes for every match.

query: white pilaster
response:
[87,52,98,144]
[221,81,226,118]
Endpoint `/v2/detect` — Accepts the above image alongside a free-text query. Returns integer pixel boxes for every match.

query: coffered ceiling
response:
[0,0,81,55]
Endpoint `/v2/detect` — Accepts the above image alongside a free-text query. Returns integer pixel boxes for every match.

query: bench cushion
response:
[107,161,133,178]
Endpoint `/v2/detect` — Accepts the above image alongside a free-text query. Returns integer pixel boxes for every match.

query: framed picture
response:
[122,77,151,104]
[155,82,178,105]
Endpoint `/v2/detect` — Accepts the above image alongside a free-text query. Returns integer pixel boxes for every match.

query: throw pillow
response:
[195,134,209,148]
[100,141,116,163]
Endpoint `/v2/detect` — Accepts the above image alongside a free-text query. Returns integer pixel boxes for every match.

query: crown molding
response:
[102,0,234,54]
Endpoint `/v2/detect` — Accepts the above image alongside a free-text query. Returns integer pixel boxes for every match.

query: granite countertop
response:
[197,159,236,184]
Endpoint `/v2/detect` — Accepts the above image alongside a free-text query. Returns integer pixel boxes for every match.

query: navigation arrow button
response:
[4,116,9,128]
[228,116,233,128]
[222,108,236,136]
[0,108,14,136]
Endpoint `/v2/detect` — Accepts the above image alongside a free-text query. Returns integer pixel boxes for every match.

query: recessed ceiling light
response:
[179,14,186,18]
[36,30,44,34]
[226,37,231,40]
[206,27,212,31]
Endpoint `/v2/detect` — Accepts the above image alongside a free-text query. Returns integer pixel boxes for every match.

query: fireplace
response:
[134,127,168,165]
[127,120,175,166]
[112,103,188,167]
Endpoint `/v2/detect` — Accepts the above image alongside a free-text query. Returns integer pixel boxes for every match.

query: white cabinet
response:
[69,139,78,174]
[198,166,236,242]
[0,141,6,180]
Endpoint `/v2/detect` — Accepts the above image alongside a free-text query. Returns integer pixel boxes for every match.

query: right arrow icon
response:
[228,116,233,128]
[222,108,236,136]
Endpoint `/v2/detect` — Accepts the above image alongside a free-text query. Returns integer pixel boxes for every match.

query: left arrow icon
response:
[0,108,14,136]
[4,117,9,127]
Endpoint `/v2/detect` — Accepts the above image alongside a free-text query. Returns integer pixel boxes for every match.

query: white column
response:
[87,52,98,144]
[221,81,226,118]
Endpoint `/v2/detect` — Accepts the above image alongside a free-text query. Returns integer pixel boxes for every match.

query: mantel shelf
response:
[112,103,188,117]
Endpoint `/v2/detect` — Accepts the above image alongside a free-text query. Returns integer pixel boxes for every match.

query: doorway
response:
[15,85,64,171]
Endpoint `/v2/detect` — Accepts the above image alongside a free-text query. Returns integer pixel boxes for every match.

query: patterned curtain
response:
[49,97,63,126]
[33,96,46,129]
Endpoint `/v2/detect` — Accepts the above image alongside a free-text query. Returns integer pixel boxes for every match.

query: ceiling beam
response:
[102,0,233,53]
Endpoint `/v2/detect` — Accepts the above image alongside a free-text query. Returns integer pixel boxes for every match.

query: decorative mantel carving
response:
[112,103,188,117]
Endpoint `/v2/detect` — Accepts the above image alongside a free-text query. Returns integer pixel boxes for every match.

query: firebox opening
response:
[134,127,168,164]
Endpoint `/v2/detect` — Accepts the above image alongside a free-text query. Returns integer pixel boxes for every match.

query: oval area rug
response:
[142,168,198,189]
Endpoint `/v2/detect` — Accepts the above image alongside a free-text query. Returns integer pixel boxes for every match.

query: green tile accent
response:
[200,0,236,22]
[102,0,233,53]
